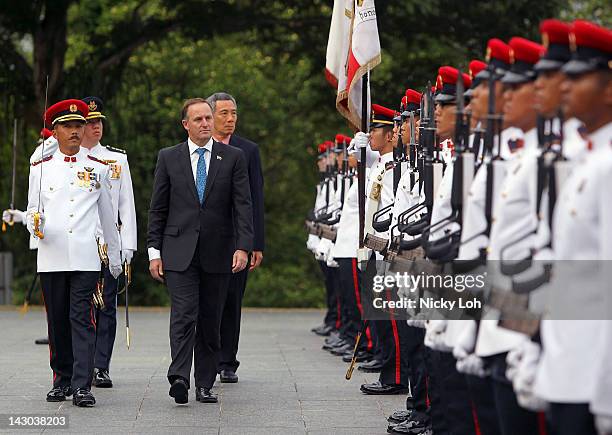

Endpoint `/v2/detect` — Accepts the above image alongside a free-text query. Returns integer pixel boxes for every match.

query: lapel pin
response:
[217,155,223,160]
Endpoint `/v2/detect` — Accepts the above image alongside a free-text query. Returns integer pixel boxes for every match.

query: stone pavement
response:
[0,308,405,434]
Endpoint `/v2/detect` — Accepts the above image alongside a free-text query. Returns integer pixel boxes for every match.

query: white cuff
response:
[148,247,161,261]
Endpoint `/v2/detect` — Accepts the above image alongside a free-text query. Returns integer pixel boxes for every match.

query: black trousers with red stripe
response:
[335,258,373,349]
[425,349,476,435]
[486,352,545,435]
[40,271,98,391]
[319,261,341,329]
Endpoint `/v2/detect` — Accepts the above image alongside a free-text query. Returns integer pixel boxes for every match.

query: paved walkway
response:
[0,308,404,434]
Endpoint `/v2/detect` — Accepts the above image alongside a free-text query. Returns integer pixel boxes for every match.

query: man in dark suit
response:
[206,92,265,383]
[147,98,253,404]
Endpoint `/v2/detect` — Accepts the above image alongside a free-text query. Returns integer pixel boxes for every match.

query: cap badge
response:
[88,100,97,111]
[542,32,549,49]
[69,104,77,113]
[485,46,491,62]
[569,33,577,52]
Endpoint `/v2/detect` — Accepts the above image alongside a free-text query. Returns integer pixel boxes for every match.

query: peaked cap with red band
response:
[476,38,513,81]
[370,104,396,129]
[45,99,89,126]
[397,89,422,119]
[563,20,612,76]
[434,66,472,103]
[334,134,351,152]
[502,37,544,84]
[536,19,572,72]
[465,60,488,96]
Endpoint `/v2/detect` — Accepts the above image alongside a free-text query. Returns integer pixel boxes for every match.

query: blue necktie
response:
[195,148,207,203]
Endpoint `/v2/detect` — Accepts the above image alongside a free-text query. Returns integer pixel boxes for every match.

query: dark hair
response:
[206,92,237,113]
[181,98,211,121]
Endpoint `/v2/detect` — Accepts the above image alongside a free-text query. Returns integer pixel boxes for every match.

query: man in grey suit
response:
[147,98,253,404]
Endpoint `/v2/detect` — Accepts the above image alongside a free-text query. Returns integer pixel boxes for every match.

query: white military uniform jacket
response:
[476,128,538,357]
[331,172,364,259]
[363,152,395,261]
[27,148,121,272]
[535,122,612,403]
[88,143,137,251]
[459,127,522,260]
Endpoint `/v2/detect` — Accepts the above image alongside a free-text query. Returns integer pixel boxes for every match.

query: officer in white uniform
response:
[26,99,121,407]
[534,20,612,435]
[81,97,137,388]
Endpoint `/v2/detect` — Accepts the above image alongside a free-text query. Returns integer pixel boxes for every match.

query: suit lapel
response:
[179,142,200,205]
[204,141,224,202]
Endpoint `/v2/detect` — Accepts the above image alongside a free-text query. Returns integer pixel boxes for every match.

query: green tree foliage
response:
[1,0,608,306]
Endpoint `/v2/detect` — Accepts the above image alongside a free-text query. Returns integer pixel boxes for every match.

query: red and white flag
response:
[327,0,381,130]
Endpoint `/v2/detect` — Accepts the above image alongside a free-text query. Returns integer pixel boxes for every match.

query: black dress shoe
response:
[360,381,410,395]
[388,409,414,424]
[388,417,431,434]
[342,350,372,363]
[46,385,73,402]
[324,331,340,344]
[330,343,353,356]
[35,337,49,345]
[219,369,238,383]
[357,359,383,373]
[92,368,113,388]
[72,388,96,407]
[195,387,218,403]
[322,338,346,351]
[311,324,333,336]
[169,378,189,404]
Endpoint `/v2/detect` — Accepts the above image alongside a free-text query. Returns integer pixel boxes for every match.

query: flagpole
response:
[358,73,368,249]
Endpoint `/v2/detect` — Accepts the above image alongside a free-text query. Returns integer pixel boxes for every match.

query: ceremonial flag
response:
[330,0,381,130]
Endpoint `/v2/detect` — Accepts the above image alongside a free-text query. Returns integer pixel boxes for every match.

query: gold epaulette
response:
[105,145,127,154]
[31,155,53,166]
[88,155,108,165]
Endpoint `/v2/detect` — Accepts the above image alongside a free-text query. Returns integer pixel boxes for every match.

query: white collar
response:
[188,137,213,155]
[589,122,612,152]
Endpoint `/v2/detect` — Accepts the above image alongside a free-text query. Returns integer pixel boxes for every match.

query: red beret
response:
[40,128,53,139]
[468,60,487,80]
[335,134,346,144]
[486,38,513,64]
[540,19,571,46]
[508,37,545,65]
[45,99,89,126]
[405,89,422,105]
[437,66,472,88]
[571,19,612,54]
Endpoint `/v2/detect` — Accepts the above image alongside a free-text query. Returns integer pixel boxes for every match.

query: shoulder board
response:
[31,155,53,166]
[105,145,127,155]
[88,155,108,165]
[385,161,395,171]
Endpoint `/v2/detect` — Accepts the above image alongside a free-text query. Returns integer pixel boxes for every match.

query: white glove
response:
[596,414,612,435]
[109,263,123,279]
[505,346,523,383]
[347,138,357,155]
[453,320,477,360]
[353,132,370,149]
[427,320,452,352]
[306,235,319,253]
[26,211,45,238]
[406,313,428,328]
[2,209,26,224]
[511,341,546,412]
[122,249,134,265]
[456,353,489,377]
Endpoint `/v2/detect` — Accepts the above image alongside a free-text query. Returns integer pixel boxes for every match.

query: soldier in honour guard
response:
[80,97,137,388]
[26,99,122,407]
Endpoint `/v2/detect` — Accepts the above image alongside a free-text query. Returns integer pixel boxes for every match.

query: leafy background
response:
[0,0,609,306]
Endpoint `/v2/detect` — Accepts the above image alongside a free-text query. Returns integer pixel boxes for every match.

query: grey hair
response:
[206,92,238,113]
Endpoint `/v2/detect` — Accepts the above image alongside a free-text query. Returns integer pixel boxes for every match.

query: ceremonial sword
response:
[2,119,18,233]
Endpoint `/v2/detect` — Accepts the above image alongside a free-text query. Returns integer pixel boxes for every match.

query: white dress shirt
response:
[148,137,213,261]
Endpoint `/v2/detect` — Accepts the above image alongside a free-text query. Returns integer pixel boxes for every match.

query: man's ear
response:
[181,119,189,131]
